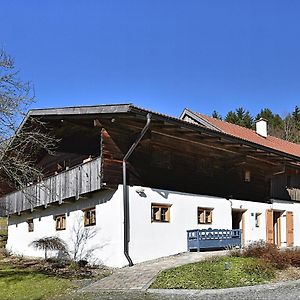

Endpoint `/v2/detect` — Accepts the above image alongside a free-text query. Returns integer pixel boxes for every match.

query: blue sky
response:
[1,0,300,118]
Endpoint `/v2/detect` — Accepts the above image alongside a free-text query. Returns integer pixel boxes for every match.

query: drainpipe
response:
[123,113,152,266]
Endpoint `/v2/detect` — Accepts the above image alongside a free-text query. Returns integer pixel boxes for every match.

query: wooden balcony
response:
[1,156,102,215]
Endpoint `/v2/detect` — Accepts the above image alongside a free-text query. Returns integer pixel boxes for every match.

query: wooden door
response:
[286,211,294,247]
[266,209,274,244]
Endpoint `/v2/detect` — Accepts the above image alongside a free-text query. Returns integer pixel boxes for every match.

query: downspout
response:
[123,113,152,266]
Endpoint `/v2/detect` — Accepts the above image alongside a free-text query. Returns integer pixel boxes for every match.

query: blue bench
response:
[187,229,242,251]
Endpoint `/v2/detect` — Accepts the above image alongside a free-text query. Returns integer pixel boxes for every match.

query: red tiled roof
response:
[193,112,300,158]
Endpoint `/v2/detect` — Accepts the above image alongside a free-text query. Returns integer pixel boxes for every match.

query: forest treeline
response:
[211,107,300,143]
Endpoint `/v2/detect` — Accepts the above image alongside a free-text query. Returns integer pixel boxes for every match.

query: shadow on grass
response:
[0,262,69,285]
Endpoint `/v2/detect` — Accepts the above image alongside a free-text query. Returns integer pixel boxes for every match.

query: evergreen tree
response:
[255,108,283,137]
[292,106,300,130]
[224,107,254,129]
[211,110,222,120]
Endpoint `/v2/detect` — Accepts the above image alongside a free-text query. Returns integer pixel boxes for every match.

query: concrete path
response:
[81,250,227,292]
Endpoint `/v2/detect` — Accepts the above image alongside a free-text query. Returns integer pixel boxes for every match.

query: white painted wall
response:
[128,186,300,264]
[6,188,125,267]
[128,186,232,264]
[7,184,300,268]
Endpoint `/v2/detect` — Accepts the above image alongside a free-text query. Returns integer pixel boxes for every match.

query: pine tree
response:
[211,110,222,120]
[224,107,254,129]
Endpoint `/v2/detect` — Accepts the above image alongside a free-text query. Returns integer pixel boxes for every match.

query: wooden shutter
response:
[266,209,274,244]
[286,211,294,247]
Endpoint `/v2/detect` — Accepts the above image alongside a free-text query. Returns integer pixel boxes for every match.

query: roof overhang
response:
[12,103,300,168]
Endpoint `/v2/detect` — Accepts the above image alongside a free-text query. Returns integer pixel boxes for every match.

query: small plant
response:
[30,237,68,260]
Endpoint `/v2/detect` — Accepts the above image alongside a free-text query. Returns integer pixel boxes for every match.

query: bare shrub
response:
[242,241,290,269]
[70,215,98,263]
[285,249,300,268]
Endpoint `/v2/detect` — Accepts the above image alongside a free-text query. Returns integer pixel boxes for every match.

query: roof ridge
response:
[195,111,300,149]
[196,112,256,134]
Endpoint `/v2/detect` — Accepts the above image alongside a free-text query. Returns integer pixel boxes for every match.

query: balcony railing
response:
[187,228,242,251]
[1,156,102,215]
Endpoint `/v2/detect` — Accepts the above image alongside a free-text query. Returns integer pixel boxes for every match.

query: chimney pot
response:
[255,118,268,138]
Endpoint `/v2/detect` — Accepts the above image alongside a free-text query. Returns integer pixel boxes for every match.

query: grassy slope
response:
[151,256,275,289]
[0,263,75,300]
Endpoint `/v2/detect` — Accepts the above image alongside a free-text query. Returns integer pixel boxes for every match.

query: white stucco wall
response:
[6,188,125,267]
[128,186,232,264]
[128,186,300,264]
[6,184,300,268]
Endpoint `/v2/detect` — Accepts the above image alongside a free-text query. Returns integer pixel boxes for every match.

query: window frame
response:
[83,207,96,227]
[151,203,171,223]
[27,218,34,232]
[55,214,66,231]
[255,212,261,228]
[197,207,213,224]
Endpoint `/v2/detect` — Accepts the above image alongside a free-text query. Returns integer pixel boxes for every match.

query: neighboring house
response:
[1,104,300,267]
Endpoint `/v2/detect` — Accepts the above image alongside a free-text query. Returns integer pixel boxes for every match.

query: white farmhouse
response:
[1,104,300,267]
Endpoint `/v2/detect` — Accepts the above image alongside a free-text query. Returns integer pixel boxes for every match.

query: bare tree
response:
[282,114,299,143]
[0,49,56,202]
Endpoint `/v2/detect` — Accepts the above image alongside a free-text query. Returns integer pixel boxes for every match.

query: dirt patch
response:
[273,266,300,282]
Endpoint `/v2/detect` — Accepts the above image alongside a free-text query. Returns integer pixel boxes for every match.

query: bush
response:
[241,241,290,269]
[285,249,300,267]
[30,237,68,260]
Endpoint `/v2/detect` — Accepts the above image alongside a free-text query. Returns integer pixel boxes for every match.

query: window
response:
[198,208,213,224]
[255,213,261,228]
[55,214,66,231]
[244,170,251,182]
[151,204,171,223]
[83,207,96,227]
[27,219,34,232]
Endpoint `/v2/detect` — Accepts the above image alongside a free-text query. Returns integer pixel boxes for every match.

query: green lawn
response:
[0,262,75,300]
[151,256,275,290]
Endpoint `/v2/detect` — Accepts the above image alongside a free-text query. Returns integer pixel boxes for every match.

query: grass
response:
[0,261,75,300]
[151,256,275,289]
[152,243,300,290]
